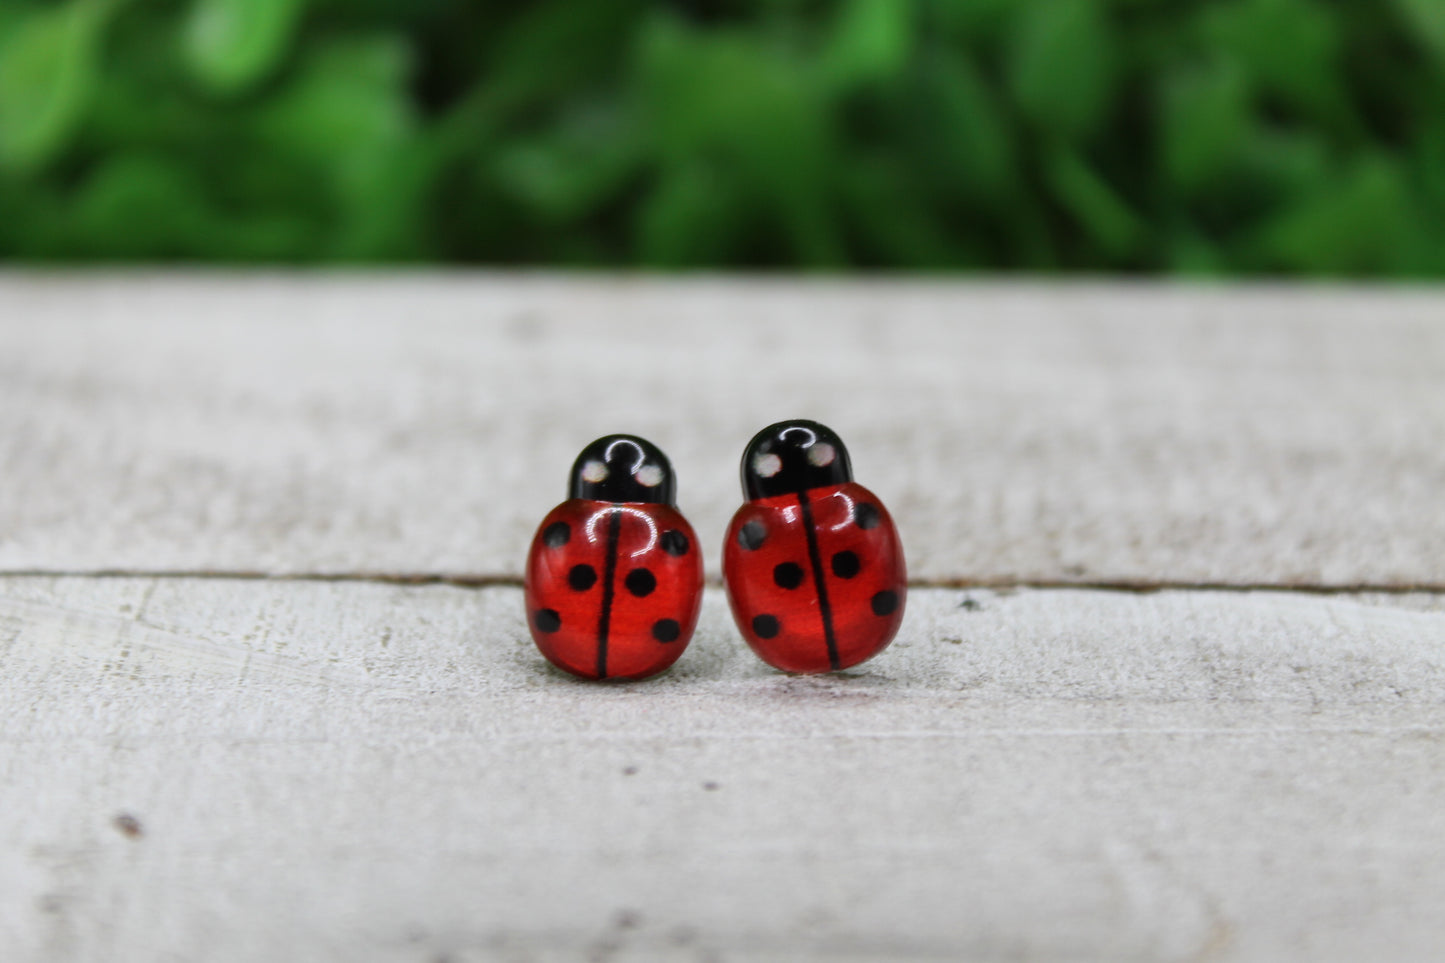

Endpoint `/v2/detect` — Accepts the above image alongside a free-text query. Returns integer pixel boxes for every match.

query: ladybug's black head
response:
[568,434,676,505]
[741,419,853,500]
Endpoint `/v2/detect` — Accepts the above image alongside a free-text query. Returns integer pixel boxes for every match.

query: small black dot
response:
[626,568,657,597]
[543,521,571,547]
[773,562,805,589]
[870,590,898,616]
[112,813,143,839]
[534,608,561,633]
[831,550,861,579]
[568,564,597,591]
[738,520,767,551]
[752,614,780,638]
[854,503,880,530]
[652,618,681,642]
[660,530,690,556]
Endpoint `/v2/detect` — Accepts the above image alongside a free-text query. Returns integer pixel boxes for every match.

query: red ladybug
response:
[525,435,703,681]
[723,420,906,673]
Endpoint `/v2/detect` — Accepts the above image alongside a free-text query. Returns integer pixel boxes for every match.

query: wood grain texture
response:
[2,274,1442,585]
[4,275,1443,961]
[3,577,1445,962]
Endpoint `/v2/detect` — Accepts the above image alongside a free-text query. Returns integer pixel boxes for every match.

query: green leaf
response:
[926,52,1018,203]
[0,169,58,255]
[932,0,1017,43]
[1166,229,1228,276]
[489,106,642,224]
[428,0,639,147]
[251,35,419,257]
[1253,155,1422,274]
[0,0,109,171]
[185,0,305,94]
[0,3,42,44]
[635,162,749,267]
[1395,0,1445,68]
[1009,0,1116,140]
[636,17,843,265]
[1044,148,1144,257]
[68,153,212,258]
[839,155,982,268]
[1160,59,1250,193]
[1201,0,1348,125]
[1417,121,1445,221]
[1235,129,1331,203]
[821,0,914,92]
[254,36,414,184]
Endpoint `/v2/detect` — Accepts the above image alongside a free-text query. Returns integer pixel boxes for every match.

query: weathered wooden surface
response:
[1,275,1443,585]
[3,577,1445,962]
[3,275,1445,962]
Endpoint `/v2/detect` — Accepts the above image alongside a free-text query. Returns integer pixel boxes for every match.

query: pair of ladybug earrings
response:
[524,419,907,680]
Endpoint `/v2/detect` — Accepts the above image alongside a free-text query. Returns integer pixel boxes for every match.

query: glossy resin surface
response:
[724,481,905,673]
[527,499,702,680]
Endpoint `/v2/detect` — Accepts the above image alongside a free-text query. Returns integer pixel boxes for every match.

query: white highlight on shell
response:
[605,439,646,474]
[780,426,817,447]
[807,443,836,467]
[581,460,609,483]
[753,453,783,477]
[636,464,664,487]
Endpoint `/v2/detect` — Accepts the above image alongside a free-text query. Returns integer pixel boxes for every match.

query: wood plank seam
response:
[1,569,1443,594]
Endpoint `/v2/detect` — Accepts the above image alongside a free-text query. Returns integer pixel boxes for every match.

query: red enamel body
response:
[526,499,703,681]
[723,481,905,674]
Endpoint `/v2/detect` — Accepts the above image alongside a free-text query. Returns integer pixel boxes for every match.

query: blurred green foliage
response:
[0,0,1443,273]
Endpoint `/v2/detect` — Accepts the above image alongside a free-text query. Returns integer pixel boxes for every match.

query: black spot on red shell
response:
[752,614,780,638]
[773,562,805,589]
[534,609,561,633]
[738,520,767,551]
[831,550,861,579]
[626,569,657,597]
[652,618,681,642]
[870,590,898,616]
[568,564,597,591]
[853,503,880,530]
[661,530,690,556]
[543,522,571,547]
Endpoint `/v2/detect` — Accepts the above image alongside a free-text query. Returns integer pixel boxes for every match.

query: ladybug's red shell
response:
[526,499,702,680]
[723,482,905,674]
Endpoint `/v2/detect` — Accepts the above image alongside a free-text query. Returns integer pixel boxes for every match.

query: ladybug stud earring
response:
[525,435,703,681]
[723,420,906,673]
